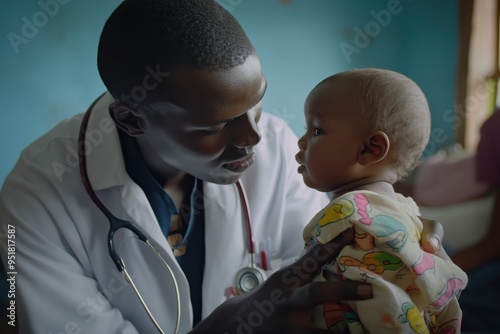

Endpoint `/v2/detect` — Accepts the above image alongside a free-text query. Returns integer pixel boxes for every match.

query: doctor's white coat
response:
[0,93,328,333]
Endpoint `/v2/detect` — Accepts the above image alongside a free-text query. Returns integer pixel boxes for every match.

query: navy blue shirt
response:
[118,129,205,325]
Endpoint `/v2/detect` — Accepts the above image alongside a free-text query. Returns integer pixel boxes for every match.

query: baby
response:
[296,68,468,333]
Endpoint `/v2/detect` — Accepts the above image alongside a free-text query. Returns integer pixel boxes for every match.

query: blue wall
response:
[0,0,458,184]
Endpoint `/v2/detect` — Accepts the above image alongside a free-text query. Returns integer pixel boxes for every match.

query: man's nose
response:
[231,110,261,149]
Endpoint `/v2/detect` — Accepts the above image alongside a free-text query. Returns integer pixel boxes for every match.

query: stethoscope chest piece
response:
[233,264,266,295]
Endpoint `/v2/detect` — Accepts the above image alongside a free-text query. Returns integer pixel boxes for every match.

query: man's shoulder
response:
[3,113,84,189]
[20,113,83,162]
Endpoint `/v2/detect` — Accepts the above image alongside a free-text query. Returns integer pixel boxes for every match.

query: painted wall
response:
[0,0,458,185]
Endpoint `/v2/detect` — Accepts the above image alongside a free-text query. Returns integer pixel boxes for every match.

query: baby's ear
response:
[358,131,390,165]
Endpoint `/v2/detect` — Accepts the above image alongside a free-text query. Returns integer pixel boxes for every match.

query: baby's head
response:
[296,68,430,192]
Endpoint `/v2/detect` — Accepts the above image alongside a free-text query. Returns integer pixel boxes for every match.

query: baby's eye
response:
[313,127,323,138]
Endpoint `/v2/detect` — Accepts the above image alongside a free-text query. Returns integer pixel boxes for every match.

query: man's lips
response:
[222,153,255,173]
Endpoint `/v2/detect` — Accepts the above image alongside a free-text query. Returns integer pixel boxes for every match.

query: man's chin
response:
[204,168,244,185]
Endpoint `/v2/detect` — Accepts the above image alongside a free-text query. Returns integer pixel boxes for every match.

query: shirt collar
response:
[83,92,129,191]
[117,128,180,235]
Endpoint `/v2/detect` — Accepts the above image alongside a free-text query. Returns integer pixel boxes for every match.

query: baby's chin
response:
[302,177,332,193]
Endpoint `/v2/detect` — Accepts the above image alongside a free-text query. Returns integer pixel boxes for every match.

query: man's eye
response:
[206,123,227,134]
[206,118,236,134]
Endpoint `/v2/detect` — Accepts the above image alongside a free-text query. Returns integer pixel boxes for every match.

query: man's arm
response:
[0,172,138,333]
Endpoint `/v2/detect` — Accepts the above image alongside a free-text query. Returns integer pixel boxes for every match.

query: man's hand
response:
[193,222,445,333]
[191,229,372,334]
[420,218,449,261]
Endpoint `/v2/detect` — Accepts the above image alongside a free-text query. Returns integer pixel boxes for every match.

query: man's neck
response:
[135,137,194,207]
[162,173,195,210]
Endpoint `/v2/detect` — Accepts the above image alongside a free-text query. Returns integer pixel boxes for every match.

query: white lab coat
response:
[0,92,328,334]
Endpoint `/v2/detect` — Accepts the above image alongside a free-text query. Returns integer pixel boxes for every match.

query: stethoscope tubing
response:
[78,94,150,272]
[235,178,256,256]
[78,94,179,334]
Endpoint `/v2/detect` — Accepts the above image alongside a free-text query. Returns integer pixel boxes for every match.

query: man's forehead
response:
[150,58,265,120]
[169,55,263,91]
[145,84,265,128]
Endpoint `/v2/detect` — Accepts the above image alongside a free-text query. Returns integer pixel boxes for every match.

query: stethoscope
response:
[78,95,266,333]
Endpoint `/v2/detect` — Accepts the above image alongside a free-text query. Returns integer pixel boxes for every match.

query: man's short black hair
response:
[97,0,255,101]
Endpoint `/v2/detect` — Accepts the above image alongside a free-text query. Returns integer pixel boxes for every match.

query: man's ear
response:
[358,131,390,165]
[108,101,145,136]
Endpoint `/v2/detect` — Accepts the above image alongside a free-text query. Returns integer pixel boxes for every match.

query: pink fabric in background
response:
[414,152,490,207]
[476,110,500,186]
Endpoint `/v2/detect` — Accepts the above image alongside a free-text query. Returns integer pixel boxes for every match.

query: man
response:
[0,1,442,333]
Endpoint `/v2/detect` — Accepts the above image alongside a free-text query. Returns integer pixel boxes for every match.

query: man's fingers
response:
[299,228,354,267]
[420,218,444,254]
[265,229,354,293]
[278,228,354,287]
[287,281,373,309]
